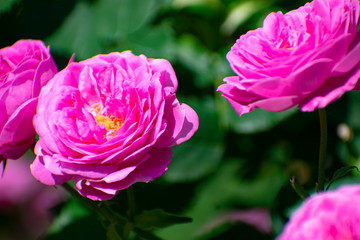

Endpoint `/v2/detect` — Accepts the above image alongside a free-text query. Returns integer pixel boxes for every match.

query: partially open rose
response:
[31,51,199,201]
[218,0,360,116]
[0,40,58,160]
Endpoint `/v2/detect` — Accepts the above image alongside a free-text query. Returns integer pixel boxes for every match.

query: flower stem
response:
[317,108,327,192]
[62,182,128,226]
[123,187,136,239]
[127,187,136,219]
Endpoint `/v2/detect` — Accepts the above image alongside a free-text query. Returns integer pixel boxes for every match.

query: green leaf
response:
[345,91,360,130]
[106,223,124,240]
[111,23,176,60]
[0,0,19,13]
[47,0,171,60]
[290,176,309,199]
[134,209,192,231]
[47,199,90,235]
[46,1,102,60]
[176,35,223,88]
[158,160,287,240]
[172,0,221,9]
[223,104,297,134]
[326,166,359,190]
[164,141,223,182]
[220,0,274,36]
[163,97,224,182]
[93,0,165,40]
[133,228,164,240]
[45,215,107,240]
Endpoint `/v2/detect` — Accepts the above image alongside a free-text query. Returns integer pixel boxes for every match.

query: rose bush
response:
[218,0,360,116]
[277,185,360,240]
[31,51,199,201]
[0,40,58,160]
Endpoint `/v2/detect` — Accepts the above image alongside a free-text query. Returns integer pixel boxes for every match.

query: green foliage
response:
[158,159,287,239]
[46,1,102,61]
[0,0,19,13]
[46,0,171,61]
[47,199,90,235]
[326,166,359,190]
[134,209,192,231]
[2,0,360,239]
[222,105,298,134]
[165,97,224,182]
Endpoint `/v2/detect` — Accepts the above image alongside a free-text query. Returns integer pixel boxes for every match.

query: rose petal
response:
[30,155,71,186]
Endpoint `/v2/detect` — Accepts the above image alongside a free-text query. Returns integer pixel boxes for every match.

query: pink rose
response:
[31,51,199,201]
[277,185,360,240]
[218,0,360,116]
[0,40,58,160]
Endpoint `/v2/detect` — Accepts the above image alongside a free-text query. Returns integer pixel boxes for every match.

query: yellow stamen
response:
[93,104,123,136]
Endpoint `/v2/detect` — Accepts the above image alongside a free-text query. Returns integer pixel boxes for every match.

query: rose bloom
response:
[218,0,360,116]
[31,51,199,201]
[277,185,360,240]
[0,40,57,160]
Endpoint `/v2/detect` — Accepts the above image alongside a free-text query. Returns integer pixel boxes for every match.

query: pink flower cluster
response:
[218,0,360,116]
[278,185,360,240]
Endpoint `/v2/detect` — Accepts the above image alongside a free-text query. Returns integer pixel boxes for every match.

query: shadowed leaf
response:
[134,209,192,231]
[326,166,359,190]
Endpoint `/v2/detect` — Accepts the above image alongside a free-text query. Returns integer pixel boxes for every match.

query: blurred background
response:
[1,0,360,239]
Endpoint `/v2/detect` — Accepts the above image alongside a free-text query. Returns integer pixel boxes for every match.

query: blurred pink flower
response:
[0,40,58,160]
[278,185,360,240]
[198,208,271,236]
[31,51,199,201]
[0,154,66,240]
[218,0,360,116]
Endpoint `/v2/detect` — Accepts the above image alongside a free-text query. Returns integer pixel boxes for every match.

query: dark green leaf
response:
[163,97,224,182]
[47,199,91,235]
[134,209,192,231]
[93,0,165,39]
[290,176,309,199]
[46,1,102,60]
[164,141,223,182]
[223,105,297,134]
[111,23,176,60]
[134,228,164,240]
[106,223,124,240]
[346,91,360,130]
[45,215,107,240]
[158,160,287,240]
[176,35,215,88]
[0,0,19,13]
[326,166,359,190]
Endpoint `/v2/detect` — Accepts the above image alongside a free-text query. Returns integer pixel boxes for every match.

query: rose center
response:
[92,104,124,136]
